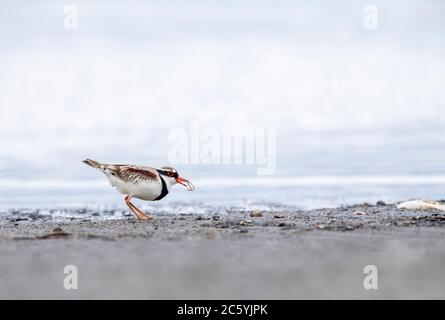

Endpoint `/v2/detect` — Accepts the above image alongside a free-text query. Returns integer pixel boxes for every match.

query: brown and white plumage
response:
[82,159,194,220]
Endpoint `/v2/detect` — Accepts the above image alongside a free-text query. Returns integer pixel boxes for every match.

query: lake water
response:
[1,130,444,213]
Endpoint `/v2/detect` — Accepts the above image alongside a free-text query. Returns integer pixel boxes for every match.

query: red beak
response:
[176,176,195,191]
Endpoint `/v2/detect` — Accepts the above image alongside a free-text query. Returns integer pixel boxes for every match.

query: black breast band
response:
[154,171,169,201]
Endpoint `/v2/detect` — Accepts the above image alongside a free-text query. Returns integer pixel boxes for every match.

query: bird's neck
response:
[163,177,175,191]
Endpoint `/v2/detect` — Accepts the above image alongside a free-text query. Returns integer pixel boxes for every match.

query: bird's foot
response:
[125,196,154,221]
[135,213,154,221]
[131,206,154,221]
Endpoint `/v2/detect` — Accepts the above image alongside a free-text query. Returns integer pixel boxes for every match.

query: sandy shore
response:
[1,203,445,299]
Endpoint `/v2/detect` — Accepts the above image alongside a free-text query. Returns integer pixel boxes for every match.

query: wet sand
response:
[1,203,445,299]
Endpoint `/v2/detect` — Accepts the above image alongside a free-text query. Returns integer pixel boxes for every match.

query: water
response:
[1,132,444,212]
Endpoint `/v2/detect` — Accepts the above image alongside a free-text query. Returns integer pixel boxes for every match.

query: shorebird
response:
[82,159,194,220]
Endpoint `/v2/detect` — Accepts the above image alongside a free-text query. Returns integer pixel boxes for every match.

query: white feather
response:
[105,172,163,201]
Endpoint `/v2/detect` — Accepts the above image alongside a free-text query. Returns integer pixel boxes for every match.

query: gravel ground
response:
[0,203,445,299]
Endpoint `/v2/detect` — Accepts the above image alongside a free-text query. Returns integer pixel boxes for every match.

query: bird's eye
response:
[168,172,174,177]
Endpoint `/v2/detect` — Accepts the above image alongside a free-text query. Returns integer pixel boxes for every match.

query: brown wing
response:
[109,165,160,184]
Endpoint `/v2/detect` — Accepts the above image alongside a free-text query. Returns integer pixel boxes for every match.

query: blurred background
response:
[0,0,444,210]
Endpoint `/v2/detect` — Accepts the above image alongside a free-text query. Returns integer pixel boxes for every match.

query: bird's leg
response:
[124,195,153,221]
[126,198,153,221]
[129,203,153,220]
[124,196,140,218]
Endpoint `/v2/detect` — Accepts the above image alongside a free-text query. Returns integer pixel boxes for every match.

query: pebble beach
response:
[1,202,445,299]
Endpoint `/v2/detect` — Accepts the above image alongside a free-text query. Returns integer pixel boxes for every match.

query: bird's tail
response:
[82,159,108,171]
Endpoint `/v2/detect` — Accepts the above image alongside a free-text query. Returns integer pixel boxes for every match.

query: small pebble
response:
[250,211,263,217]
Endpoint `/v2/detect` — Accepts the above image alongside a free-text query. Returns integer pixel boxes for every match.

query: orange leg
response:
[125,195,153,221]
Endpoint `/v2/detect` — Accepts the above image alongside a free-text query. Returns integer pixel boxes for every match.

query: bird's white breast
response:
[106,173,163,201]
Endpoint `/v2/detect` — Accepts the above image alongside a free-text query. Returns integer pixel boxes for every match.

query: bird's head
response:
[157,166,195,191]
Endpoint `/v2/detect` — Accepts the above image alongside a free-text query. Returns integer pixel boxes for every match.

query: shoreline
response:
[1,202,445,239]
[1,203,445,299]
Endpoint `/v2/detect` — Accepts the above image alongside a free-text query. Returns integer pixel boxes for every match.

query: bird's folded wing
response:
[114,165,159,183]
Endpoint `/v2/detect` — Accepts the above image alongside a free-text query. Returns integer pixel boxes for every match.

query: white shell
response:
[397,200,445,211]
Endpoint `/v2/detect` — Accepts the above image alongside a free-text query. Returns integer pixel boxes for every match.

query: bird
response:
[82,159,194,220]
